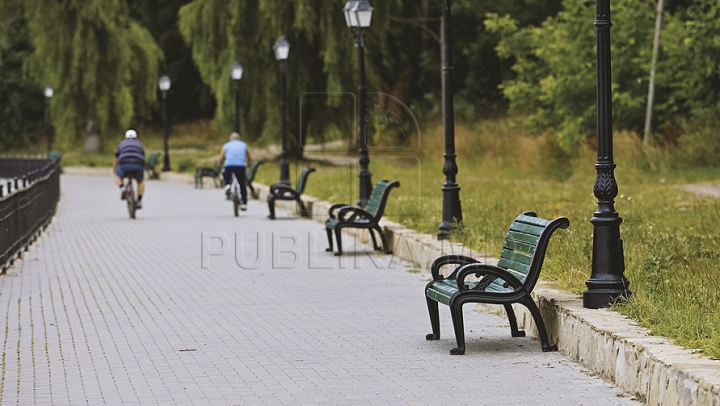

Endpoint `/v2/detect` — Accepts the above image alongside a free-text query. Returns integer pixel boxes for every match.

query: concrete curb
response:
[252,182,720,406]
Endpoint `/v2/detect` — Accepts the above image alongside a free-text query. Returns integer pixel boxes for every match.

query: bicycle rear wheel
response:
[231,174,240,217]
[126,183,136,219]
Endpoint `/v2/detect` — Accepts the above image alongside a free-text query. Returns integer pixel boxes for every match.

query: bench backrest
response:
[146,153,160,167]
[493,212,570,292]
[247,161,263,181]
[295,167,316,195]
[365,180,400,219]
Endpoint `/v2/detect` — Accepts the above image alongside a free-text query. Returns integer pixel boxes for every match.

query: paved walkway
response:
[0,174,642,405]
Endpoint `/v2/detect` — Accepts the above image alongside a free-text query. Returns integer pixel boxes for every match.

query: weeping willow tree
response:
[16,0,164,153]
[178,0,363,155]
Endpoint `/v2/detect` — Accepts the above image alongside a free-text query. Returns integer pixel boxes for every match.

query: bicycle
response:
[229,172,242,217]
[123,174,138,219]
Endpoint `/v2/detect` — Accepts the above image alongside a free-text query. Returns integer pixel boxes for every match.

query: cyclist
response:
[218,132,252,210]
[113,129,146,209]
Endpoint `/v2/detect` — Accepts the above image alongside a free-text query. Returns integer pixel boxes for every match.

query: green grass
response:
[43,116,720,359]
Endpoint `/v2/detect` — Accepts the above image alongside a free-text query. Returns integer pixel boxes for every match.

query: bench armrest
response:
[455,263,524,292]
[337,205,373,222]
[270,183,297,196]
[328,203,352,218]
[430,255,481,281]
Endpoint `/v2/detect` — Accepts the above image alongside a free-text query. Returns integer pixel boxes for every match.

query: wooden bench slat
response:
[509,222,546,236]
[506,230,540,246]
[499,249,533,266]
[497,258,530,277]
[515,214,551,227]
[503,239,537,255]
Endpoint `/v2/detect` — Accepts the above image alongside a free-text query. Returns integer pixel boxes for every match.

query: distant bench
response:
[194,160,221,189]
[324,179,400,256]
[425,211,569,355]
[195,161,263,194]
[245,161,263,199]
[145,152,161,179]
[267,166,315,219]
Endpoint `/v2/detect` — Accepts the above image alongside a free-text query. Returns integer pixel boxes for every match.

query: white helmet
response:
[125,129,137,139]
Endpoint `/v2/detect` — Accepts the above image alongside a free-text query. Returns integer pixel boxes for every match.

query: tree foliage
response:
[177,0,360,153]
[487,0,720,149]
[0,2,44,149]
[659,0,720,123]
[5,0,164,153]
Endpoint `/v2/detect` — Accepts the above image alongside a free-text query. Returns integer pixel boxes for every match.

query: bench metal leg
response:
[449,302,466,355]
[503,304,526,337]
[267,197,276,219]
[374,225,392,254]
[248,184,258,199]
[368,228,380,251]
[325,228,334,252]
[297,199,309,217]
[425,296,440,341]
[521,297,557,352]
[334,226,343,256]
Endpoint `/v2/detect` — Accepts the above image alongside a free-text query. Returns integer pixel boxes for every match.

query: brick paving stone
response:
[0,174,644,405]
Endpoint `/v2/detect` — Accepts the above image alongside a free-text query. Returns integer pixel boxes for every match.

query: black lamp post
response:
[274,37,290,185]
[231,62,243,133]
[159,75,171,172]
[44,85,54,156]
[584,0,631,308]
[437,0,463,240]
[344,0,374,207]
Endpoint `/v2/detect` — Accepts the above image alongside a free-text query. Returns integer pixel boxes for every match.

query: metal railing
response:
[0,156,61,273]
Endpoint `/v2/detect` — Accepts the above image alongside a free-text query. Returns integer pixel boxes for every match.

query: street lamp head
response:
[273,36,290,61]
[231,61,243,81]
[343,1,358,27]
[352,0,373,28]
[44,85,54,99]
[158,75,171,92]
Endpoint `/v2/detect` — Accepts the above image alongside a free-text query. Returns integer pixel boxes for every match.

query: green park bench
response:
[267,166,315,219]
[145,152,161,180]
[48,150,63,161]
[246,160,264,199]
[425,211,569,355]
[194,160,221,189]
[324,179,400,256]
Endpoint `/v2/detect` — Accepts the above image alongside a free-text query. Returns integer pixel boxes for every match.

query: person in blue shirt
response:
[113,129,146,209]
[218,132,252,210]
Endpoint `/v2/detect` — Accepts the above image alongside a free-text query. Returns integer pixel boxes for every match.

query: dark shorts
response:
[116,163,145,181]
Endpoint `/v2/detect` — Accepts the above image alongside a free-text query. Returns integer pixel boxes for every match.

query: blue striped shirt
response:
[115,139,145,165]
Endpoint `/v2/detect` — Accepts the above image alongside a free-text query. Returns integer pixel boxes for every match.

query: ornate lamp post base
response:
[437,182,462,239]
[584,215,631,308]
